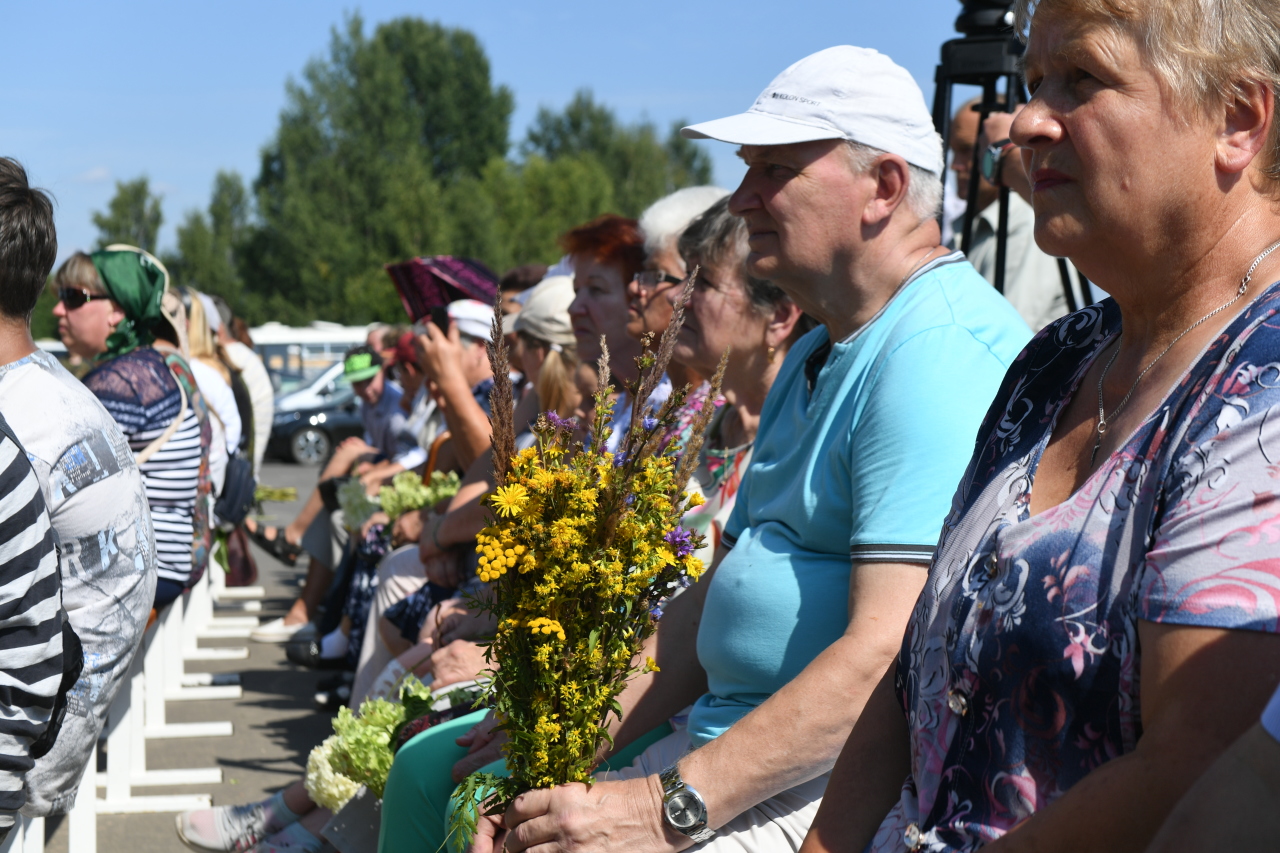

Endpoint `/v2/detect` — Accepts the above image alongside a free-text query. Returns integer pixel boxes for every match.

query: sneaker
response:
[250,618,315,644]
[176,803,269,853]
[313,683,351,712]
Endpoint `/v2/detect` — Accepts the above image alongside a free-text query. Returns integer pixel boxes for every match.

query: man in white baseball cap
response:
[488,46,1033,853]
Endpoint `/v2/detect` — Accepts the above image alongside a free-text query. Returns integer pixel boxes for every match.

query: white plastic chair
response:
[93,624,218,814]
[0,815,45,853]
[145,600,236,733]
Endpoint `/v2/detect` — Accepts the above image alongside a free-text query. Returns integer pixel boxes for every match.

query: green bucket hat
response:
[343,350,382,383]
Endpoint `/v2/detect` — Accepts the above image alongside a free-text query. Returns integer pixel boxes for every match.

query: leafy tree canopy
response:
[523,91,712,216]
[106,15,716,326]
[92,176,163,253]
[166,171,248,290]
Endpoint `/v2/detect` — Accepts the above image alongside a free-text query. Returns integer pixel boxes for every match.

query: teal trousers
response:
[378,709,672,853]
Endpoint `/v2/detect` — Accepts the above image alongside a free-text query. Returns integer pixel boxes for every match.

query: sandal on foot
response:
[244,521,302,566]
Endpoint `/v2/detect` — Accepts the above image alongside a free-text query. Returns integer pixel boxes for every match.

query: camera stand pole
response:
[934,32,1089,311]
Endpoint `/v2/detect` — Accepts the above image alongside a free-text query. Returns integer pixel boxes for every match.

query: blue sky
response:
[2,0,973,264]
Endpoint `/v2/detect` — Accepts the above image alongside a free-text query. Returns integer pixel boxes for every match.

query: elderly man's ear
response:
[863,155,913,225]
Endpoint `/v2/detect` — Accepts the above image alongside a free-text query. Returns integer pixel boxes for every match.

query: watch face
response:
[664,792,702,830]
[980,146,1000,184]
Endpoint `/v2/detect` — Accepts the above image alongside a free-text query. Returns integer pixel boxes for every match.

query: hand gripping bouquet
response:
[452,275,724,843]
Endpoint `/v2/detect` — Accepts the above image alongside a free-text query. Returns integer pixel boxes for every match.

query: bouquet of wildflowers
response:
[304,677,433,810]
[338,470,461,532]
[452,276,724,843]
[379,470,461,520]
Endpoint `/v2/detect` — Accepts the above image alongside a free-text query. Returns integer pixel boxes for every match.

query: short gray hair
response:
[677,197,790,315]
[638,185,730,256]
[844,140,943,221]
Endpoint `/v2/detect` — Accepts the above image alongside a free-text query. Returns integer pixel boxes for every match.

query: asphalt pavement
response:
[43,461,336,853]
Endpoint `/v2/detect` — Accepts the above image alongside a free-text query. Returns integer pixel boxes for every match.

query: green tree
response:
[444,154,616,274]
[168,171,252,308]
[30,284,58,341]
[174,16,719,326]
[241,14,514,323]
[522,90,714,215]
[92,177,163,253]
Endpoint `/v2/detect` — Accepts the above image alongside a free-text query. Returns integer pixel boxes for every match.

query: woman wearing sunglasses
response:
[53,262,124,363]
[53,248,213,612]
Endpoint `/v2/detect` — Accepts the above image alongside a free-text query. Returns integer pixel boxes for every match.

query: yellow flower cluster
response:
[476,530,528,583]
[451,287,727,849]
[527,617,566,641]
[466,406,708,797]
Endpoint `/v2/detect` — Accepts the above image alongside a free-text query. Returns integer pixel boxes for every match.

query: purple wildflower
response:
[624,493,635,506]
[614,451,628,467]
[642,416,658,432]
[546,411,577,431]
[664,526,694,558]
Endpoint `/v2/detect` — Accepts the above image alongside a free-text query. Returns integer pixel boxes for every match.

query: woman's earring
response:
[767,346,776,363]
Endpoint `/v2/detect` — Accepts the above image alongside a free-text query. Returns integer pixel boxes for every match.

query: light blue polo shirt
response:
[687,252,1031,747]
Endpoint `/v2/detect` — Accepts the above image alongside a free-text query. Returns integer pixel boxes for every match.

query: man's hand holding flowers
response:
[477,776,692,853]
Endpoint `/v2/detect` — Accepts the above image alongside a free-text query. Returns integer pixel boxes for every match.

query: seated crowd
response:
[0,1,1277,851]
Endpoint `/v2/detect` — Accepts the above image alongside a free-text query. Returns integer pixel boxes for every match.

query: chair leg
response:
[144,604,234,736]
[19,817,43,853]
[94,631,218,813]
[67,760,96,853]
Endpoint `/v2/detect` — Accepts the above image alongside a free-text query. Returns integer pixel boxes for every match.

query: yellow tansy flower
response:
[492,484,530,518]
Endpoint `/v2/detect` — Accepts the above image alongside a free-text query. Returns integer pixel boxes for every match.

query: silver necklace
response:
[1092,237,1280,466]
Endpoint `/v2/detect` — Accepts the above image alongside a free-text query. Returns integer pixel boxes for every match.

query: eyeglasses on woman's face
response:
[57,287,105,311]
[633,269,683,291]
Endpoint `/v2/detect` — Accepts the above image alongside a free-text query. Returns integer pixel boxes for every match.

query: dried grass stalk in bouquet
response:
[452,276,722,845]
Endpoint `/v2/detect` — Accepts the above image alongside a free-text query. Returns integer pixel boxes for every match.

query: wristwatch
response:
[980,138,1017,187]
[659,764,715,844]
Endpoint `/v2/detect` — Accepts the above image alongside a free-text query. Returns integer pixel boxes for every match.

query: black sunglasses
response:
[57,287,105,310]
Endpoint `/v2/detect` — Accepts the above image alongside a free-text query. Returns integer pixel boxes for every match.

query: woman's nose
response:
[1010,100,1060,150]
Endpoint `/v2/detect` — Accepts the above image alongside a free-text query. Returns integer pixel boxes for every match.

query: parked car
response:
[275,362,350,412]
[269,388,364,464]
[252,321,371,395]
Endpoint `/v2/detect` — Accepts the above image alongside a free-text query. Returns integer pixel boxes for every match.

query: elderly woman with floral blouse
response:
[801,2,1280,852]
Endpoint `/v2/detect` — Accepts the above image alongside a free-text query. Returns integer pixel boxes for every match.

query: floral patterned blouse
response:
[872,288,1280,852]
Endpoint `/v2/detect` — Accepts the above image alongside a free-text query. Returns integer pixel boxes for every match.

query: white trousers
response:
[602,729,829,853]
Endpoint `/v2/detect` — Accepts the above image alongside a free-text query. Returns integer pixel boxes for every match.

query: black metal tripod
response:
[932,21,1088,312]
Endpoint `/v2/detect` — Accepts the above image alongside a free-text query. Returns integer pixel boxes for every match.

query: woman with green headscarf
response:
[56,245,213,609]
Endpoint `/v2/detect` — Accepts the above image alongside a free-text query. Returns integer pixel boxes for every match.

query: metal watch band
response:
[659,765,715,844]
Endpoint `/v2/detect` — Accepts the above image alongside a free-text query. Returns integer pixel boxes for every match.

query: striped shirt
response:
[0,430,65,840]
[84,348,207,587]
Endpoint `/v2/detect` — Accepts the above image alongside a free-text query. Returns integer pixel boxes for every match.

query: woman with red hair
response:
[562,214,670,452]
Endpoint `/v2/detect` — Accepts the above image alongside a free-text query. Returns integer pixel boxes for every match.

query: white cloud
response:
[73,166,110,183]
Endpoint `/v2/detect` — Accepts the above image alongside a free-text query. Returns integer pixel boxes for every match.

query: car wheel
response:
[290,428,331,465]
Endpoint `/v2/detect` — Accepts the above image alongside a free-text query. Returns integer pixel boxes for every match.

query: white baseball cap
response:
[447,299,499,341]
[682,46,944,175]
[512,276,576,348]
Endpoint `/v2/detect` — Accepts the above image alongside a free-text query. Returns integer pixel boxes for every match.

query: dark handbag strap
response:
[228,368,254,455]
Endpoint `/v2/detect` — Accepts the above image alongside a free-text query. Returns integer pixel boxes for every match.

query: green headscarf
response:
[90,245,169,359]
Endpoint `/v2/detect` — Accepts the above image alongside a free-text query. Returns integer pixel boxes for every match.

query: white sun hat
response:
[681,45,944,176]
